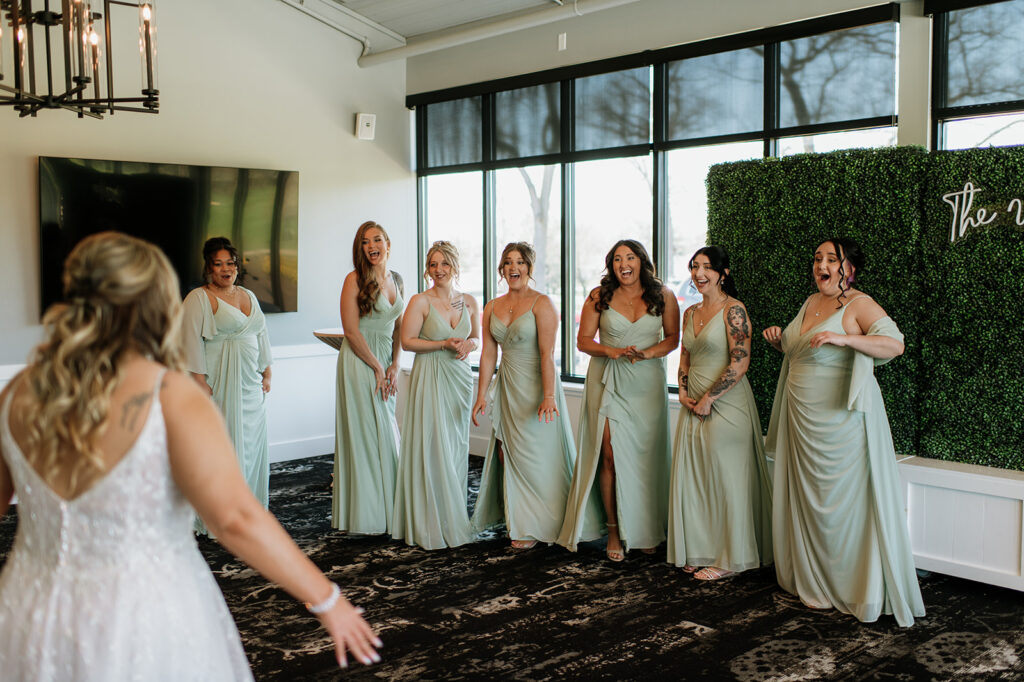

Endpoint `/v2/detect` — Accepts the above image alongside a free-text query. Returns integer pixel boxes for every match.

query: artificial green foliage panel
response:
[706,147,928,455]
[919,148,1024,470]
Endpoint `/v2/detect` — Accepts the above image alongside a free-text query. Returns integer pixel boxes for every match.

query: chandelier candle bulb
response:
[0,0,159,117]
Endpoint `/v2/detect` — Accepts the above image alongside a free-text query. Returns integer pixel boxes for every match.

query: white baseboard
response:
[269,435,334,464]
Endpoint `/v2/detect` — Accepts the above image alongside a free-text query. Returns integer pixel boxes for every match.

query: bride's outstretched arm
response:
[162,371,381,669]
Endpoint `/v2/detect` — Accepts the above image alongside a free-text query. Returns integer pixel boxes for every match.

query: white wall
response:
[0,0,417,366]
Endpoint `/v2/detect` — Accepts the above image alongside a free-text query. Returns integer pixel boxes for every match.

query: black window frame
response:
[928,0,1024,149]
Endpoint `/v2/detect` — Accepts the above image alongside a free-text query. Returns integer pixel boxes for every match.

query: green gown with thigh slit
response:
[392,305,475,549]
[557,309,671,552]
[666,307,773,570]
[767,296,925,627]
[182,287,272,536]
[471,300,574,543]
[332,289,403,534]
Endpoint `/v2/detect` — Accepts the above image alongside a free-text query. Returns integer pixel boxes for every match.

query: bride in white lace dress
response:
[0,233,381,680]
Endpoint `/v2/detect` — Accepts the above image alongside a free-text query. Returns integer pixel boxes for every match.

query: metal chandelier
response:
[0,0,158,118]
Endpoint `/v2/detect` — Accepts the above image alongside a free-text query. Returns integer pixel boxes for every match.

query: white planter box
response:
[899,456,1024,591]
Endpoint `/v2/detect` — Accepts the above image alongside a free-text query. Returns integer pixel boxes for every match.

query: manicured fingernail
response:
[361,656,373,665]
[372,653,381,663]
[339,659,348,669]
[355,607,365,614]
[374,638,383,647]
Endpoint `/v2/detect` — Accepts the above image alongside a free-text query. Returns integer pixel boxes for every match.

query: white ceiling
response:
[335,0,563,38]
[278,0,640,63]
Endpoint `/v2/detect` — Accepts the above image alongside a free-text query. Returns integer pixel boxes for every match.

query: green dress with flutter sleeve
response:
[767,296,925,626]
[182,287,272,520]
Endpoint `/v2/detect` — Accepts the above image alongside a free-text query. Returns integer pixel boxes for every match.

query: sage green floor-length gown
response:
[392,305,475,549]
[666,308,772,570]
[767,297,924,627]
[332,290,403,534]
[557,309,671,552]
[471,303,574,543]
[182,287,271,535]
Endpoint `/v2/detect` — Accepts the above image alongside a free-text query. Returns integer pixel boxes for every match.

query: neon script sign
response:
[943,181,1024,243]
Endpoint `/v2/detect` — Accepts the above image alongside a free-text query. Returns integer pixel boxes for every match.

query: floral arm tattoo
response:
[707,305,751,399]
[678,367,688,392]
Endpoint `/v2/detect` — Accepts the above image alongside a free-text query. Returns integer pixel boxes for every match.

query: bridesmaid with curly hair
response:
[333,221,404,535]
[557,240,679,561]
[763,238,923,625]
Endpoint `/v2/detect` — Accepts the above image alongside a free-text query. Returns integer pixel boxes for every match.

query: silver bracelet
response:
[305,582,341,614]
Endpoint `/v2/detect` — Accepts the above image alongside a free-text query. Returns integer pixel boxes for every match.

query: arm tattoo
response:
[727,305,750,346]
[730,347,748,362]
[120,391,153,431]
[678,369,688,392]
[707,367,737,399]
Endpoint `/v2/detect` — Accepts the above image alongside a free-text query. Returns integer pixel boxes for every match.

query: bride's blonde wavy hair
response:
[21,232,185,491]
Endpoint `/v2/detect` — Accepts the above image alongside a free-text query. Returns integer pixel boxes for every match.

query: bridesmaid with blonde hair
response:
[392,241,480,550]
[333,221,404,535]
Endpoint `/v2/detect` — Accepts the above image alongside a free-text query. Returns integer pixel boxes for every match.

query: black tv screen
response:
[39,156,299,315]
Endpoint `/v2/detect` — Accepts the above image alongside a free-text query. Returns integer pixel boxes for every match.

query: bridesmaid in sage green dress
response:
[762,238,924,626]
[333,221,404,535]
[183,237,272,535]
[667,246,772,580]
[393,241,480,549]
[471,242,574,549]
[557,240,678,561]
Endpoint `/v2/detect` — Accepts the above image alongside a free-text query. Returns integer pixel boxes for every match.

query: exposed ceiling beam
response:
[358,0,643,67]
[275,0,406,55]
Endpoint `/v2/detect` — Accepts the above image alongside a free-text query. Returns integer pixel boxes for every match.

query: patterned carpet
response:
[3,455,1024,680]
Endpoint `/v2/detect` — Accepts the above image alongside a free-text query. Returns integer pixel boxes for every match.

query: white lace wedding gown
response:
[0,375,254,681]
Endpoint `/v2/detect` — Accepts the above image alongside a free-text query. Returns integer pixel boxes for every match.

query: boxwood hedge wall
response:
[918,148,1024,469]
[705,145,1024,469]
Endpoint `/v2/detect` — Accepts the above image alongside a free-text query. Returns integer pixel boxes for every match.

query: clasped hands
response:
[679,394,712,422]
[374,365,400,400]
[609,345,648,363]
[441,337,475,360]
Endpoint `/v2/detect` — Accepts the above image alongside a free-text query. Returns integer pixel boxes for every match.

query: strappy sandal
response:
[693,566,735,581]
[605,523,624,562]
[511,539,537,549]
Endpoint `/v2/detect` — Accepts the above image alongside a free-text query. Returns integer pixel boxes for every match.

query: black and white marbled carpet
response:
[4,456,1024,681]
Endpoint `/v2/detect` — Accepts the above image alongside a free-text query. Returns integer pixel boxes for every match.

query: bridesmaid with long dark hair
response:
[762,237,923,625]
[557,240,679,561]
[667,246,772,580]
[333,221,404,535]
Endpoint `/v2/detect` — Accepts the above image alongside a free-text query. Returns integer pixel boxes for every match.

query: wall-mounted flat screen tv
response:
[39,156,298,316]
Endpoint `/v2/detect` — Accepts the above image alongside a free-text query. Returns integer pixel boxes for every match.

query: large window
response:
[932,0,1024,149]
[413,6,900,385]
[572,156,654,374]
